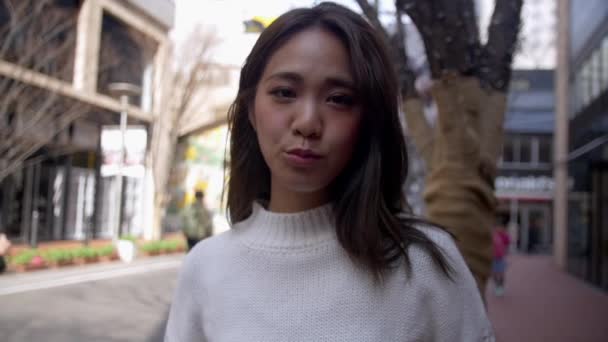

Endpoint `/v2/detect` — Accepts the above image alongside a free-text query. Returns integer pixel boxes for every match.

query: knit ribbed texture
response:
[165,203,495,342]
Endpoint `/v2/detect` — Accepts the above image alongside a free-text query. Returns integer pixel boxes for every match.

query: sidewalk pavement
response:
[486,254,608,342]
[3,250,606,341]
[0,254,184,296]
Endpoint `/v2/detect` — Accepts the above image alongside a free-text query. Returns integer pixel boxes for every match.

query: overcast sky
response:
[172,0,398,38]
[172,0,556,69]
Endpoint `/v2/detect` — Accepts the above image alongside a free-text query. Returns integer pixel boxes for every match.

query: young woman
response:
[492,216,511,297]
[165,3,493,341]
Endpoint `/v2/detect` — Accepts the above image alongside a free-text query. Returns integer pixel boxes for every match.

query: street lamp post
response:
[108,83,141,242]
[553,0,569,269]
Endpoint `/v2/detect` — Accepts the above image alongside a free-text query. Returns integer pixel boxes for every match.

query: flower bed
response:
[140,240,186,256]
[7,244,117,272]
[6,238,185,273]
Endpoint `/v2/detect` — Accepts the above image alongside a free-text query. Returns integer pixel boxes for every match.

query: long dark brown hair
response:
[225,2,453,279]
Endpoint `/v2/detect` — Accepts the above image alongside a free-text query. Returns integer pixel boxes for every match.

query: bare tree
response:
[0,0,88,182]
[356,0,523,294]
[149,26,218,231]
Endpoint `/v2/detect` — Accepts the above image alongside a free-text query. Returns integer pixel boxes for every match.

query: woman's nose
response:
[292,99,322,138]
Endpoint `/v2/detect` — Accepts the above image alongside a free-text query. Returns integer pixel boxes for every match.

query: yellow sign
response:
[244,16,276,33]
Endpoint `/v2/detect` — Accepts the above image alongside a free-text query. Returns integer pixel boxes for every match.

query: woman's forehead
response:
[260,28,355,84]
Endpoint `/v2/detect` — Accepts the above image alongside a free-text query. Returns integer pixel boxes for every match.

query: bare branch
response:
[0,0,86,182]
[480,0,524,91]
[354,0,417,99]
[397,0,482,78]
[393,7,417,99]
[354,0,389,37]
[149,26,219,198]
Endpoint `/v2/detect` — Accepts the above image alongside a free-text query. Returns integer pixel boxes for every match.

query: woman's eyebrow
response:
[325,76,355,90]
[264,71,303,83]
[264,72,355,90]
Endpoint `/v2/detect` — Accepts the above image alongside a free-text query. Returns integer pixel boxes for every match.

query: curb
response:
[0,254,184,296]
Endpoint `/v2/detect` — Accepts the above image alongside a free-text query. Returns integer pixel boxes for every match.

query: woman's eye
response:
[328,94,355,106]
[270,88,296,99]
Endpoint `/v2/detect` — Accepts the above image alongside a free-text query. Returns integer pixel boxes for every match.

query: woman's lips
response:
[284,148,322,167]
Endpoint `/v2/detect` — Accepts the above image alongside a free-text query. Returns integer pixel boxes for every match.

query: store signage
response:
[495,176,554,193]
[100,125,147,178]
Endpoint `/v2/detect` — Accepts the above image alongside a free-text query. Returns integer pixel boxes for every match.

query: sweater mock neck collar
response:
[234,202,336,250]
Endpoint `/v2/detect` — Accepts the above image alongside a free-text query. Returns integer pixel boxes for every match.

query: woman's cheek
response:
[336,115,362,147]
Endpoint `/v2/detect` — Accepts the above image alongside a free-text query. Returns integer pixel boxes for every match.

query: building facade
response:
[497,70,555,254]
[0,0,174,245]
[566,0,608,291]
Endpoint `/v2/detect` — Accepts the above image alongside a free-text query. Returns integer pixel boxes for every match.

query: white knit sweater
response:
[165,203,494,342]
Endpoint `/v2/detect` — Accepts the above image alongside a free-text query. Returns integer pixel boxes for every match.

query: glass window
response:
[503,138,514,163]
[602,36,608,91]
[591,50,601,100]
[574,72,584,116]
[513,138,521,163]
[539,137,552,164]
[531,138,540,164]
[520,137,531,163]
[582,60,591,107]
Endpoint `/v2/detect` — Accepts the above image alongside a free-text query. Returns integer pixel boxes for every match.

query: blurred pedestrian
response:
[165,3,493,341]
[0,233,11,274]
[180,190,213,251]
[492,217,511,296]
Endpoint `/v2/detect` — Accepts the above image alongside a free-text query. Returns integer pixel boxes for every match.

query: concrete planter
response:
[117,240,137,263]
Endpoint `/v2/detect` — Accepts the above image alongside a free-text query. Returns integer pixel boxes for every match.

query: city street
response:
[487,254,608,342]
[0,257,180,342]
[2,253,608,341]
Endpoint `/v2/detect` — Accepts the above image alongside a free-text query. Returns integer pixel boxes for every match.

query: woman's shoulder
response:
[189,229,234,255]
[406,223,469,281]
[411,224,459,255]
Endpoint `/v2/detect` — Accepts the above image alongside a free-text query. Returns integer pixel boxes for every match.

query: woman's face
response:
[251,27,362,212]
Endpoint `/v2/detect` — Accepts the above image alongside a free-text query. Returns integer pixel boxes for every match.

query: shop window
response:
[573,72,583,116]
[503,138,515,163]
[603,36,608,91]
[520,138,532,163]
[539,137,552,164]
[591,50,602,100]
[97,12,158,109]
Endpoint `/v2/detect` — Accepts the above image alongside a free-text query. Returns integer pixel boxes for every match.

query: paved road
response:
[0,263,180,342]
[486,254,608,342]
[4,253,607,342]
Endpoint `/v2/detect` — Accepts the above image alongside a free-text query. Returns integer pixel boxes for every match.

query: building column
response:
[30,163,41,247]
[73,0,102,92]
[45,163,56,239]
[92,124,103,239]
[60,155,73,240]
[553,0,570,269]
[20,165,34,244]
[149,41,171,241]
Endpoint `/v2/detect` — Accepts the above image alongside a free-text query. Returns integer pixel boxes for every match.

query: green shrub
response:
[141,241,161,253]
[97,245,115,257]
[162,240,179,253]
[71,247,87,259]
[11,249,37,265]
[158,240,170,253]
[43,249,74,264]
[82,247,99,260]
[119,234,138,244]
[140,240,181,254]
[58,250,74,262]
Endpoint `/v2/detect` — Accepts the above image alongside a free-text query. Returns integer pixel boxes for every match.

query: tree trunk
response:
[423,73,508,293]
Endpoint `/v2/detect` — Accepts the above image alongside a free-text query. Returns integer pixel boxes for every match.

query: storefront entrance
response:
[499,199,553,254]
[518,204,552,253]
